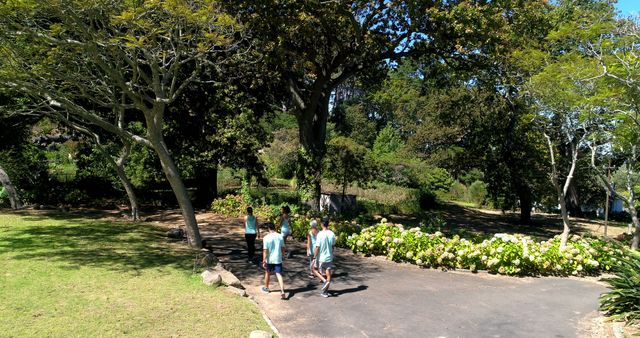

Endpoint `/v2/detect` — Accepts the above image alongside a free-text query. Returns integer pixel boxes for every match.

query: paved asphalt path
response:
[200,217,608,338]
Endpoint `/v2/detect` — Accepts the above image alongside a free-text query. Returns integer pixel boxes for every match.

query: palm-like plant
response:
[600,251,640,324]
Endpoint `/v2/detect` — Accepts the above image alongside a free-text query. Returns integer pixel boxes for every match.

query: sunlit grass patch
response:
[0,212,271,337]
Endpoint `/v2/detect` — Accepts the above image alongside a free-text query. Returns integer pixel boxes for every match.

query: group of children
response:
[243,206,336,299]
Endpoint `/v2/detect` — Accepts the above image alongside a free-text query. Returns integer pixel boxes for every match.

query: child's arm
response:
[306,232,311,256]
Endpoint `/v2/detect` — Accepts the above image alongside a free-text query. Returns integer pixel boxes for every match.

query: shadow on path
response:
[199,213,608,338]
[200,215,379,292]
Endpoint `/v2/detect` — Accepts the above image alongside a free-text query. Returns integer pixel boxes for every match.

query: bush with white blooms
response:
[347,219,627,276]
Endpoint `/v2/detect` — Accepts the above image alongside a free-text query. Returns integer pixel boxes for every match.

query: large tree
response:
[0,0,243,248]
[349,0,551,223]
[225,0,518,209]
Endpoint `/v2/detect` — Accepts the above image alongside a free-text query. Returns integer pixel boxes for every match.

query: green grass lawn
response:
[0,211,272,337]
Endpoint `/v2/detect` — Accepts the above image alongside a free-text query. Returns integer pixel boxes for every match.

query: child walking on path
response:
[306,220,319,278]
[262,222,286,300]
[244,207,260,262]
[313,217,336,298]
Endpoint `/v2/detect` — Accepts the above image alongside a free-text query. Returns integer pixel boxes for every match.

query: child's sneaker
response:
[321,281,330,293]
[280,292,286,300]
[320,292,329,298]
[261,287,270,294]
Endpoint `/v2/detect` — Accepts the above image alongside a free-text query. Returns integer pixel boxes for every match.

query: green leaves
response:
[600,251,640,323]
[324,136,377,194]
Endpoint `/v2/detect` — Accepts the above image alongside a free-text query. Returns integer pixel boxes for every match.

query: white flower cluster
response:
[346,223,627,277]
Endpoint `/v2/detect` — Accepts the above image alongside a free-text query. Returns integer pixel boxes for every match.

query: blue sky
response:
[615,0,639,16]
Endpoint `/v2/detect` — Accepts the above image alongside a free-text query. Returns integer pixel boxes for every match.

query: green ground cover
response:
[0,212,271,337]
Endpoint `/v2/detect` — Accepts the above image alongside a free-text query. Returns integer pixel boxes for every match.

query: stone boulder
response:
[224,286,247,297]
[211,265,243,289]
[201,270,222,286]
[249,330,273,338]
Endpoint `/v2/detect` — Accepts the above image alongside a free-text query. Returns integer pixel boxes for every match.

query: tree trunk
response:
[296,92,330,211]
[0,166,22,210]
[195,166,218,207]
[628,204,640,250]
[113,144,139,221]
[147,114,202,249]
[545,133,576,251]
[590,144,637,249]
[558,191,571,251]
[211,166,218,200]
[518,188,532,225]
[566,183,583,217]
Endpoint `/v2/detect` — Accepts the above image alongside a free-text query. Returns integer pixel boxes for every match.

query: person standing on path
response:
[244,207,260,262]
[313,217,336,298]
[262,222,286,299]
[279,205,292,257]
[306,220,319,278]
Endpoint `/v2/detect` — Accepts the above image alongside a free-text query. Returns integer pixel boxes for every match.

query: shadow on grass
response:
[0,210,195,272]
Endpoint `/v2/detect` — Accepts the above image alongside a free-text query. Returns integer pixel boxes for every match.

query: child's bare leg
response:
[275,273,285,294]
[313,264,326,282]
[264,271,270,289]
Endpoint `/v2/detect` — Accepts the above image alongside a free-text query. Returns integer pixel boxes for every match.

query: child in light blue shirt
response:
[262,222,286,299]
[306,219,319,278]
[244,207,260,262]
[313,218,336,298]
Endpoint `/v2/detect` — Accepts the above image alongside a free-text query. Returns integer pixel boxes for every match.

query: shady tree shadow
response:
[0,210,197,273]
[422,203,604,240]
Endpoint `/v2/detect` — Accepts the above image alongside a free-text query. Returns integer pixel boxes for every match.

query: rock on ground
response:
[249,330,273,338]
[201,270,222,286]
[212,265,244,289]
[223,285,247,297]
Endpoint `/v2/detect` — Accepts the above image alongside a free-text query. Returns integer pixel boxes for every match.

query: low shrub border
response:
[346,220,628,277]
[210,195,629,277]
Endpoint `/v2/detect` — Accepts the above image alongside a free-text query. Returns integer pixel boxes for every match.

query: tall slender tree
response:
[527,0,616,250]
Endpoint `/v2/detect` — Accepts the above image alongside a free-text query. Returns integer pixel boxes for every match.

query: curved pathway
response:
[198,214,608,338]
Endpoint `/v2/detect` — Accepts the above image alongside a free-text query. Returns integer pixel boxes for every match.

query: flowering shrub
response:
[211,195,362,241]
[347,220,629,277]
[288,216,362,247]
[210,195,246,218]
[210,194,286,220]
[211,196,629,278]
